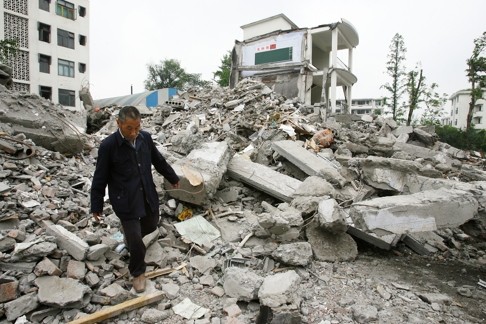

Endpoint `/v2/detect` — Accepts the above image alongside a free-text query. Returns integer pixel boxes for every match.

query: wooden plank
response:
[226,154,301,202]
[66,291,164,324]
[145,263,187,279]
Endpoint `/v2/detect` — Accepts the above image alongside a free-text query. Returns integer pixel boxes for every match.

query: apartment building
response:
[449,89,486,130]
[1,0,89,110]
[335,98,385,115]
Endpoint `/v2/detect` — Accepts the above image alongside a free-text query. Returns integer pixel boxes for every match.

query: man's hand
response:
[93,212,102,222]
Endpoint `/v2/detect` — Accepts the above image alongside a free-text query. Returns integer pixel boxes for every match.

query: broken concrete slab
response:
[227,154,302,202]
[272,140,347,188]
[350,188,478,236]
[348,156,442,192]
[35,276,92,308]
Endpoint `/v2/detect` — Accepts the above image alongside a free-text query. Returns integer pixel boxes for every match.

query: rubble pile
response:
[0,80,485,324]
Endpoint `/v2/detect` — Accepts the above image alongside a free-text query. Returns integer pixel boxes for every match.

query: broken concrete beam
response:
[226,154,302,202]
[166,141,231,205]
[350,188,478,236]
[401,233,439,255]
[346,226,395,250]
[46,224,89,261]
[272,140,347,188]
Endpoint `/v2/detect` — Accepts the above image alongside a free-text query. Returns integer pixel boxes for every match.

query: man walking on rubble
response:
[90,105,179,293]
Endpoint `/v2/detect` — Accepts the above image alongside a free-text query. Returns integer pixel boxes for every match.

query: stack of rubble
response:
[0,79,485,323]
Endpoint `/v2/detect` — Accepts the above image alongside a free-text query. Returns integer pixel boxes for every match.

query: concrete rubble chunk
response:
[46,224,89,261]
[350,188,478,236]
[4,292,39,321]
[0,278,18,302]
[316,198,347,232]
[167,141,231,205]
[223,267,264,302]
[35,276,92,308]
[258,270,301,308]
[271,242,313,266]
[11,239,57,262]
[307,221,358,261]
[34,257,62,276]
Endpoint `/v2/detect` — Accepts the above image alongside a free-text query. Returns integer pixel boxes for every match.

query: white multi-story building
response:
[336,98,385,115]
[449,89,486,130]
[0,0,89,110]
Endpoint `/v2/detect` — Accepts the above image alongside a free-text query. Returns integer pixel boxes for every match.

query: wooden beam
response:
[66,291,164,324]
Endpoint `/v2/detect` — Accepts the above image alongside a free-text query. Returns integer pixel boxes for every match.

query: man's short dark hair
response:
[118,106,141,122]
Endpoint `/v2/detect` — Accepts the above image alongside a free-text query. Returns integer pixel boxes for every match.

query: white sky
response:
[89,0,486,102]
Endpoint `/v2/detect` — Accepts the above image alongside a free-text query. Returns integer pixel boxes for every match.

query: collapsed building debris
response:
[0,79,485,323]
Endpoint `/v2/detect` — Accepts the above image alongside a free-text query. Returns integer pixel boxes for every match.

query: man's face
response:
[117,117,141,142]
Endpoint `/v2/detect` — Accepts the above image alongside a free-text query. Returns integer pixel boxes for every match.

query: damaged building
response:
[230,14,359,115]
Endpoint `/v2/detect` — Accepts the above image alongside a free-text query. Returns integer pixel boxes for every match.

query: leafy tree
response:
[213,51,231,87]
[0,39,18,64]
[144,59,209,91]
[382,33,407,121]
[404,64,447,126]
[466,32,486,130]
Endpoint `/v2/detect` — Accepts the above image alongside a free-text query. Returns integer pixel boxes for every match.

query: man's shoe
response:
[132,274,146,293]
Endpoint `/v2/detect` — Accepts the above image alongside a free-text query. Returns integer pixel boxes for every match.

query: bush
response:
[436,125,486,153]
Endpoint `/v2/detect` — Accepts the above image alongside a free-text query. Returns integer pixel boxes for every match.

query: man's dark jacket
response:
[90,130,179,220]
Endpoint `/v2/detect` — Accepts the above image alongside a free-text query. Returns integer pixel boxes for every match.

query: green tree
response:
[144,59,209,90]
[404,64,448,126]
[0,39,18,64]
[466,32,486,131]
[382,33,407,121]
[213,51,231,87]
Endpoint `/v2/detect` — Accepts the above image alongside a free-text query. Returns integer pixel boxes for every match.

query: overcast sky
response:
[89,0,485,103]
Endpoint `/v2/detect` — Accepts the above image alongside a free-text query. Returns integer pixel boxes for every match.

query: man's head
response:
[117,106,141,142]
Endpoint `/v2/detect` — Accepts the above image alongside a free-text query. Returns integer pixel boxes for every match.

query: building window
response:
[39,86,52,100]
[39,54,51,73]
[38,23,51,43]
[59,89,75,106]
[58,59,74,77]
[79,35,86,46]
[79,63,86,73]
[39,0,50,11]
[78,5,86,17]
[455,108,458,114]
[56,0,76,20]
[57,29,74,49]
